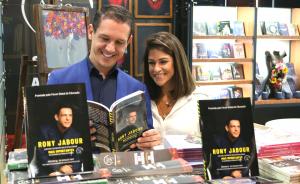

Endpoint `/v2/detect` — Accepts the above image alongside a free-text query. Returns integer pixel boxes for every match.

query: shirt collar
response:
[87,57,118,77]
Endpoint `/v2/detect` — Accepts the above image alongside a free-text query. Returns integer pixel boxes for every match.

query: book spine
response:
[109,112,116,152]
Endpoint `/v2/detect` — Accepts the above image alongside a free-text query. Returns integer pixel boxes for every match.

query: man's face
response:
[127,111,137,124]
[226,119,241,140]
[88,18,131,73]
[55,107,73,129]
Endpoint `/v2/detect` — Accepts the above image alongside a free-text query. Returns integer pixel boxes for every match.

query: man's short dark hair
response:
[55,104,73,115]
[92,5,133,36]
[226,119,241,126]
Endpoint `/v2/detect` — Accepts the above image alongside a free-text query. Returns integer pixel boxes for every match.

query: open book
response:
[88,90,148,152]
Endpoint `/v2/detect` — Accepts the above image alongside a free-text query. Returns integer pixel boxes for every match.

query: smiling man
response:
[47,5,160,150]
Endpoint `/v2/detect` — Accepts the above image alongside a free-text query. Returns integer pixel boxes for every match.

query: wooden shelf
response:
[192,58,253,62]
[255,98,300,105]
[196,79,252,85]
[257,35,300,40]
[193,35,254,40]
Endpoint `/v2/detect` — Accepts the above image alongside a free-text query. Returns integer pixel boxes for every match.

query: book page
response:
[87,101,111,152]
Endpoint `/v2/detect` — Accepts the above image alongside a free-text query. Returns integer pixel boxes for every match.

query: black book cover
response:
[88,91,148,152]
[198,98,259,180]
[217,21,232,36]
[231,63,245,80]
[24,84,93,178]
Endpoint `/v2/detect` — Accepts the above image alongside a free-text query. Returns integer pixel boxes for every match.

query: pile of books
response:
[259,155,300,183]
[164,135,203,175]
[254,123,300,158]
[255,123,300,183]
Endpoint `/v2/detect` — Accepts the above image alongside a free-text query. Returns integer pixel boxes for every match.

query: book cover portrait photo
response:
[24,84,93,177]
[199,98,259,180]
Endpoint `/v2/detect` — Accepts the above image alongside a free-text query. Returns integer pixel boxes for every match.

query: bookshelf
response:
[255,7,300,106]
[192,6,255,100]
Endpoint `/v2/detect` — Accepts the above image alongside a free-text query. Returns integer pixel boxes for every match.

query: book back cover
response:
[25,84,93,177]
[198,98,259,180]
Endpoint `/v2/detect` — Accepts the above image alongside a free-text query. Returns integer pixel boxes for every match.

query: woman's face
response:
[148,48,175,90]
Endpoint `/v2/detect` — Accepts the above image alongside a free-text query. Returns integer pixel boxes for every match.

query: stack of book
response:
[255,123,300,183]
[7,148,28,171]
[259,155,300,183]
[254,123,300,158]
[164,135,203,175]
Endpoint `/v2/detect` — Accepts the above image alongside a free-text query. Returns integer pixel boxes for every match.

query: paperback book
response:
[198,98,259,180]
[231,63,245,80]
[110,174,204,184]
[88,90,148,152]
[287,23,299,36]
[193,21,207,36]
[232,43,245,58]
[94,149,180,168]
[278,23,289,36]
[96,158,194,178]
[232,21,245,36]
[219,63,233,80]
[24,84,93,177]
[217,21,232,36]
[264,21,279,35]
[220,43,233,58]
[228,86,243,98]
[207,22,218,36]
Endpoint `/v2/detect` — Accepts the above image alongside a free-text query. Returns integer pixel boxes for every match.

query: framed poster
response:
[54,0,100,22]
[99,0,132,13]
[34,4,89,74]
[117,43,133,75]
[134,23,172,77]
[135,0,172,18]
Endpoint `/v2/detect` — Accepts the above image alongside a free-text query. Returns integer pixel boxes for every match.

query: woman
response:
[143,32,201,137]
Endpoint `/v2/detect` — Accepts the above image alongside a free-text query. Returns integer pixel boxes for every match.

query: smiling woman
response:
[143,32,201,137]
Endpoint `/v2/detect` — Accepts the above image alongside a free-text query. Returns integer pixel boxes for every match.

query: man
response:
[116,107,147,151]
[210,119,251,179]
[47,5,160,149]
[126,111,137,124]
[36,105,83,176]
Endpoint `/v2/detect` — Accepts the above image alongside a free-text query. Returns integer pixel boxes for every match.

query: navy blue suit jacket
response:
[47,58,153,128]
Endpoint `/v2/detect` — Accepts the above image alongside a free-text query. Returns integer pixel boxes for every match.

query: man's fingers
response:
[90,127,96,134]
[136,140,161,149]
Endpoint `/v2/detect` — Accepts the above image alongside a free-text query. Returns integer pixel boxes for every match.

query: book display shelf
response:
[192,6,254,100]
[255,7,300,106]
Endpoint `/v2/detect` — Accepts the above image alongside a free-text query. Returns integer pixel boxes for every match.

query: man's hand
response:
[131,129,161,150]
[59,164,73,175]
[231,170,242,178]
[89,120,97,141]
